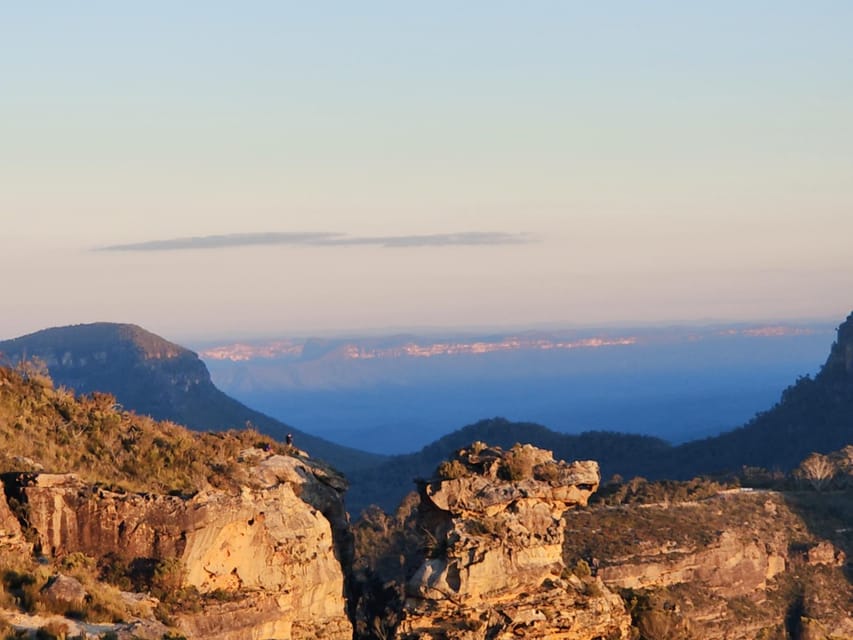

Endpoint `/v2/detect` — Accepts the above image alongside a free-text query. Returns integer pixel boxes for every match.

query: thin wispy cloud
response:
[95,231,535,252]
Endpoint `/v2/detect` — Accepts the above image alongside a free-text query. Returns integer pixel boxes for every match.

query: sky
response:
[2,2,852,342]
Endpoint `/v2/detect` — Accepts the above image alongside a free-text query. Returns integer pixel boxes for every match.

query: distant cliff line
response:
[198,324,821,362]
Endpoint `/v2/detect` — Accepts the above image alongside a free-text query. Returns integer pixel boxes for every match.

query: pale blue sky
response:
[2,3,852,340]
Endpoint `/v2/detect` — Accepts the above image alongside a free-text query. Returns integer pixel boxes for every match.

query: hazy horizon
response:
[1,314,843,347]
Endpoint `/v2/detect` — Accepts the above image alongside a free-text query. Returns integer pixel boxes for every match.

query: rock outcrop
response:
[1,450,353,640]
[398,443,631,639]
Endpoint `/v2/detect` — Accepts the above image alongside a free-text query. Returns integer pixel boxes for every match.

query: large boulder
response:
[41,574,88,612]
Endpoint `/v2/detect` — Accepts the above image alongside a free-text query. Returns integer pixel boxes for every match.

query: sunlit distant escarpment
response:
[200,335,638,362]
[199,324,823,363]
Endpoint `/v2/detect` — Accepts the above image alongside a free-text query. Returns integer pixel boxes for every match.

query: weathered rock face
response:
[399,444,631,640]
[563,489,853,640]
[596,526,787,596]
[1,451,352,640]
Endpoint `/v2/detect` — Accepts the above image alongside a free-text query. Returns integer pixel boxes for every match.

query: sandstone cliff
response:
[1,450,352,640]
[563,488,853,640]
[396,443,632,640]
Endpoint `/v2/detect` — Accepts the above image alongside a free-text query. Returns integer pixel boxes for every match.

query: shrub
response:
[533,462,561,483]
[464,518,507,539]
[436,460,468,480]
[84,581,131,622]
[573,559,591,579]
[59,553,94,574]
[3,567,51,614]
[500,446,535,481]
[151,558,185,600]
[795,453,836,491]
[585,579,604,597]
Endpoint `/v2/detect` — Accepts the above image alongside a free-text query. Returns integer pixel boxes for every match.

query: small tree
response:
[796,452,836,491]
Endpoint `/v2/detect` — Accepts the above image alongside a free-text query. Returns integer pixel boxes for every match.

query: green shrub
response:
[59,553,94,574]
[151,558,185,600]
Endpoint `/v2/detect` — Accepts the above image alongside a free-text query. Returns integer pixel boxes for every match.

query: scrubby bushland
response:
[0,363,287,494]
[593,475,733,507]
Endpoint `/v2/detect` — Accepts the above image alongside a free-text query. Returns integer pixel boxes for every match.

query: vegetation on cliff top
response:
[0,362,284,495]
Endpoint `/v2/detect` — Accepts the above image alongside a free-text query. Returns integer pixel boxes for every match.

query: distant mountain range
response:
[0,323,384,474]
[200,332,640,363]
[2,314,852,515]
